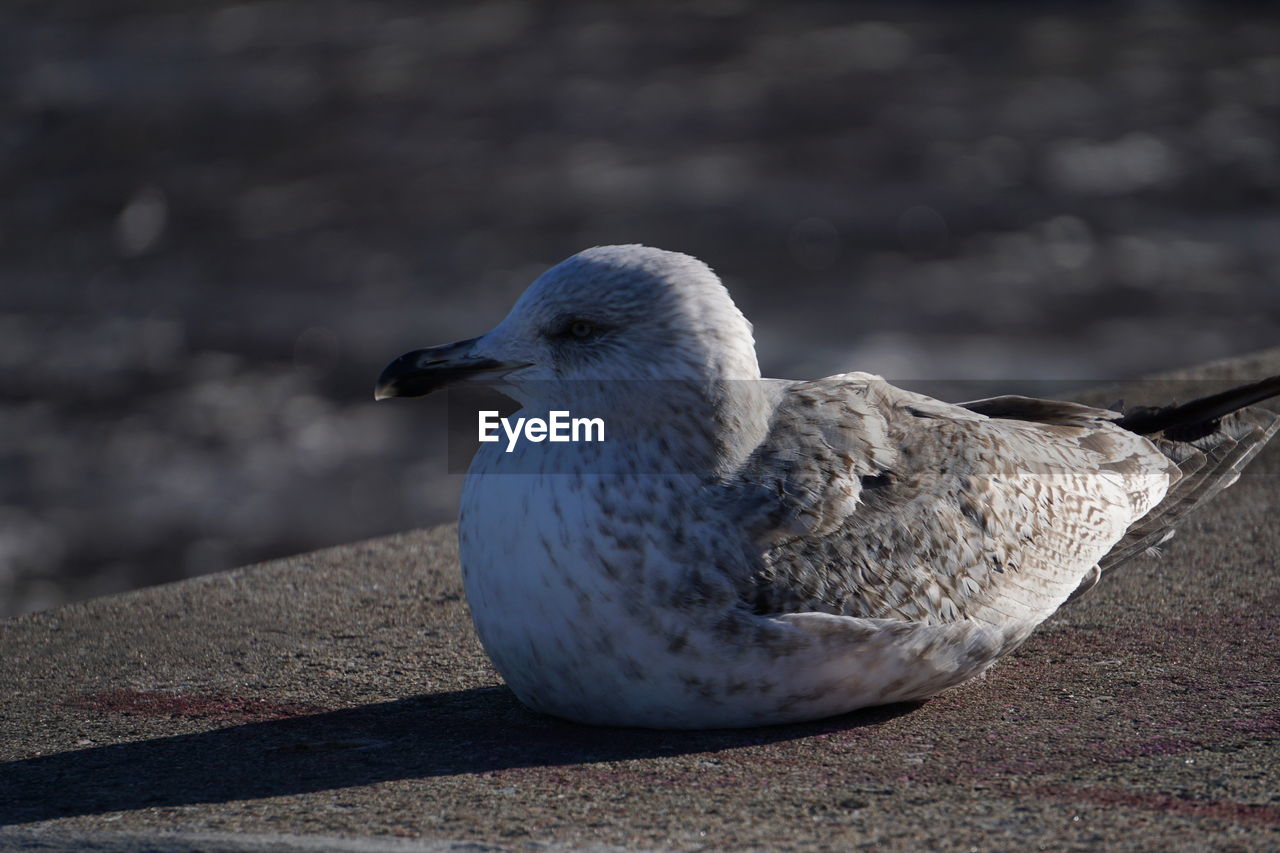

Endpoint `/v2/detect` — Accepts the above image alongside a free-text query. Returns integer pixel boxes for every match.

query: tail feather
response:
[1083,374,1280,581]
[1098,408,1278,573]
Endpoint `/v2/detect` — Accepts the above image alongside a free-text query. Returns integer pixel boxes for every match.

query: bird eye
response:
[568,320,596,339]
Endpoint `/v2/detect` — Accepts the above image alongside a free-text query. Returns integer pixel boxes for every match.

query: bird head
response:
[375,245,761,409]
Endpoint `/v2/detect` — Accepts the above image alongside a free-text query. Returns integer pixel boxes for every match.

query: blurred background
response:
[2,1,1278,616]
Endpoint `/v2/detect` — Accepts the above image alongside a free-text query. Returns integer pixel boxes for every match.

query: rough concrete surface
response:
[2,351,1279,852]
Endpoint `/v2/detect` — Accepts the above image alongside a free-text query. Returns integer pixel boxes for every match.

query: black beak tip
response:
[374,351,434,400]
[374,341,512,401]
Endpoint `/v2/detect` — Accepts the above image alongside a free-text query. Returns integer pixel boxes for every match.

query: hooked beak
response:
[374,337,528,400]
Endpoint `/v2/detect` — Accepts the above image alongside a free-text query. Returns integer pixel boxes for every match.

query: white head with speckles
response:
[377,245,763,409]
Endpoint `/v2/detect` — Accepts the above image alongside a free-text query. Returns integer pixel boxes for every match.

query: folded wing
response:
[720,374,1179,642]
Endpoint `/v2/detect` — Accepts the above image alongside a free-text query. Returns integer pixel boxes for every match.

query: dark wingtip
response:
[1115,374,1280,437]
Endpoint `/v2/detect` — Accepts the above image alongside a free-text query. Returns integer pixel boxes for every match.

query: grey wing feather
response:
[721,374,1178,638]
[726,374,906,544]
[959,395,1124,428]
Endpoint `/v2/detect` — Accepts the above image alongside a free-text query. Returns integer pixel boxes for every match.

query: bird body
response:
[378,245,1280,729]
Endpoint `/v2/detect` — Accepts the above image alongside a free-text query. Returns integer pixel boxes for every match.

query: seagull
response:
[377,245,1280,729]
